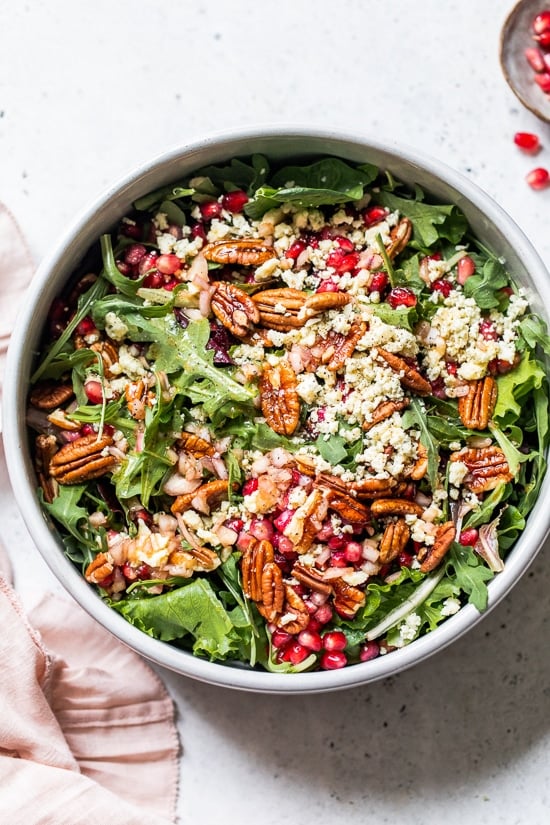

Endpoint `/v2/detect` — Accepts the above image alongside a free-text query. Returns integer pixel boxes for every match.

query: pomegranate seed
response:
[322,630,347,652]
[334,235,355,252]
[326,249,359,273]
[534,72,550,92]
[224,518,244,533]
[327,535,346,551]
[320,651,347,670]
[359,641,380,662]
[236,531,256,552]
[432,279,452,297]
[526,167,550,189]
[306,617,322,633]
[276,644,293,663]
[525,46,546,73]
[369,271,389,294]
[272,629,293,648]
[138,251,158,275]
[459,528,479,546]
[76,316,96,336]
[163,278,179,291]
[221,190,248,213]
[398,550,415,567]
[288,642,310,665]
[249,518,274,542]
[242,478,259,496]
[120,222,142,240]
[142,271,164,289]
[363,205,388,226]
[479,319,498,340]
[286,239,307,260]
[344,541,363,563]
[387,287,417,308]
[514,132,541,153]
[190,222,207,241]
[456,255,476,285]
[103,424,115,436]
[329,550,348,568]
[135,563,152,580]
[533,10,550,35]
[84,380,103,405]
[534,30,550,47]
[446,360,458,376]
[156,254,181,275]
[275,536,296,556]
[543,52,550,72]
[116,261,132,277]
[199,200,222,220]
[313,604,333,625]
[316,278,340,293]
[274,509,294,532]
[124,243,147,266]
[80,423,96,436]
[298,629,323,652]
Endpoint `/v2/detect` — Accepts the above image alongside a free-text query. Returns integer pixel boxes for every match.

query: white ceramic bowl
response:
[4,127,550,694]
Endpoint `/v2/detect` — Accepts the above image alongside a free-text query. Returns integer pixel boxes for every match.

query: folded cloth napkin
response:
[0,203,180,824]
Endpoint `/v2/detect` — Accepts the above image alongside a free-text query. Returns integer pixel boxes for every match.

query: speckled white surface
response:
[1,1,550,822]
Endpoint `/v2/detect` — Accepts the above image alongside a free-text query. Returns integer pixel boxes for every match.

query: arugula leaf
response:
[445,543,494,611]
[244,159,378,218]
[402,398,439,490]
[111,578,241,661]
[519,314,550,355]
[488,422,531,475]
[315,433,348,464]
[133,184,194,212]
[194,154,269,193]
[377,190,468,247]
[41,485,98,563]
[493,352,546,426]
[462,257,509,309]
[100,235,148,297]
[370,302,418,331]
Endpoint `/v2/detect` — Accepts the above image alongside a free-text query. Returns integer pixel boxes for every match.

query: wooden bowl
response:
[500,0,550,123]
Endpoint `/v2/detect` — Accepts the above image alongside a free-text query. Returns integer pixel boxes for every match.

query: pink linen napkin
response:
[0,203,180,824]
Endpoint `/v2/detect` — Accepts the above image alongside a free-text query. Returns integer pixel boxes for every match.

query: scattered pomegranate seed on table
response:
[513,132,541,153]
[526,167,550,189]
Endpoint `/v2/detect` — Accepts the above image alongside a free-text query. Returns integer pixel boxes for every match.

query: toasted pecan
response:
[386,217,412,260]
[29,381,74,411]
[259,361,300,436]
[170,479,230,515]
[450,445,513,494]
[363,398,410,431]
[49,433,117,485]
[370,498,424,518]
[457,376,497,430]
[211,281,260,338]
[178,431,215,458]
[419,521,456,573]
[202,238,275,266]
[331,577,365,619]
[376,348,432,396]
[378,518,411,564]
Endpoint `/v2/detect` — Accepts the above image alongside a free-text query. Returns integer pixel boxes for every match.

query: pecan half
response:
[457,376,497,430]
[47,409,81,431]
[35,434,59,503]
[386,218,412,260]
[84,552,114,585]
[370,498,424,518]
[324,487,370,525]
[259,361,300,436]
[292,563,333,597]
[261,561,285,619]
[278,585,310,634]
[363,398,410,431]
[310,321,366,373]
[202,238,276,266]
[178,431,215,458]
[300,291,351,318]
[29,381,74,411]
[90,340,119,378]
[240,538,274,601]
[331,577,365,619]
[171,479,230,515]
[418,521,456,573]
[125,380,150,420]
[211,281,260,338]
[376,348,432,396]
[450,446,513,494]
[407,443,428,481]
[378,518,411,564]
[253,287,307,331]
[49,433,117,485]
[349,477,398,499]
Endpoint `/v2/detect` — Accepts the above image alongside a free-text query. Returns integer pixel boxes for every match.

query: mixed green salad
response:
[28,154,550,673]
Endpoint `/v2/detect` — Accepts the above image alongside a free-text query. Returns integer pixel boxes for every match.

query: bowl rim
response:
[4,124,550,694]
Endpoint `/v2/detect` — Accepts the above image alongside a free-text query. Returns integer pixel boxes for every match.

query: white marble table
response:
[1,1,549,822]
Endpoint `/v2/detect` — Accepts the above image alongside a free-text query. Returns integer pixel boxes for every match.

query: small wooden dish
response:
[500,0,550,123]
